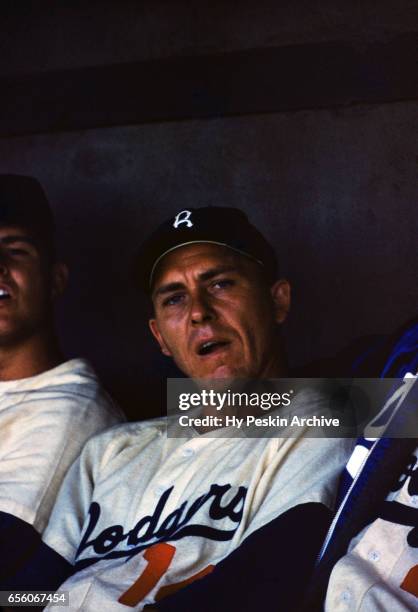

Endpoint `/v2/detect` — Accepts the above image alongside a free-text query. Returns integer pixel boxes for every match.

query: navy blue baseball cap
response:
[0,174,55,255]
[134,207,278,293]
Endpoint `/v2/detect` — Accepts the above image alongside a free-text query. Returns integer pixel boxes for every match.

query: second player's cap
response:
[134,206,278,293]
[0,174,55,253]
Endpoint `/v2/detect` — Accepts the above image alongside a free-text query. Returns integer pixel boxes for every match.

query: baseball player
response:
[302,320,418,611]
[11,207,352,610]
[0,175,125,585]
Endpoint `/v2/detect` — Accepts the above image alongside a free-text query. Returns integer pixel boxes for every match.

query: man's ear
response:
[149,318,172,357]
[270,279,291,324]
[51,262,68,300]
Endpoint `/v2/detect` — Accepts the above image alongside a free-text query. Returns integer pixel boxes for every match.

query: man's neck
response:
[0,332,64,381]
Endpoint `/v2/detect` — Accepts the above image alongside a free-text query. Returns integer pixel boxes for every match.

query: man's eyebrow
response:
[154,282,186,298]
[198,265,238,282]
[153,266,239,298]
[0,235,36,246]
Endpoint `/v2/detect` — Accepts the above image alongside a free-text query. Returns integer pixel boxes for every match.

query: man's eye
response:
[162,294,184,307]
[212,279,235,290]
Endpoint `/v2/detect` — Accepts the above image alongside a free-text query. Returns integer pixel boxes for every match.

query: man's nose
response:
[190,291,216,325]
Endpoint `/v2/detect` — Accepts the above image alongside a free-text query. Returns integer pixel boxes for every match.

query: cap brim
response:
[149,240,264,291]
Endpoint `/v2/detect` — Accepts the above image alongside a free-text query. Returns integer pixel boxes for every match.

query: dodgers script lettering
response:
[75,482,247,569]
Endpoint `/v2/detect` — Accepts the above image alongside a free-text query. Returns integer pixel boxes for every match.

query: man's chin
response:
[0,325,17,344]
[211,364,237,379]
[0,322,37,348]
[187,359,248,382]
[188,365,250,393]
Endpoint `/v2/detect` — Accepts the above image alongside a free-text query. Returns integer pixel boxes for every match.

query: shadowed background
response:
[0,1,416,418]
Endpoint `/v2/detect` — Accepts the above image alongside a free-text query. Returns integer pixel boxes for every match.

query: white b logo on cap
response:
[173,210,193,229]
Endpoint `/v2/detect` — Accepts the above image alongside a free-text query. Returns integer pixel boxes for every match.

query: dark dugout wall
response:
[0,1,417,419]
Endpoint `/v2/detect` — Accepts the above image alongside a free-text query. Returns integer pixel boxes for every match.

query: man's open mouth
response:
[197,340,230,356]
[0,288,11,301]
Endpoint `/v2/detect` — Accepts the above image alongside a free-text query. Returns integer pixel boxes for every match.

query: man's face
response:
[0,225,63,346]
[149,244,290,379]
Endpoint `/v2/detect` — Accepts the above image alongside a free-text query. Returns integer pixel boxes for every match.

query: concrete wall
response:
[1,0,416,75]
[0,100,416,417]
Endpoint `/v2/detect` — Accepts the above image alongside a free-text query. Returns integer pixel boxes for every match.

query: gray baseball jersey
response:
[325,375,418,611]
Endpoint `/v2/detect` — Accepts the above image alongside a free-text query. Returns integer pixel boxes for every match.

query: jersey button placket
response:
[340,589,351,603]
[367,550,380,562]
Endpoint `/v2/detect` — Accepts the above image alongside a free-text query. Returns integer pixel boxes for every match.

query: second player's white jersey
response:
[0,358,125,534]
